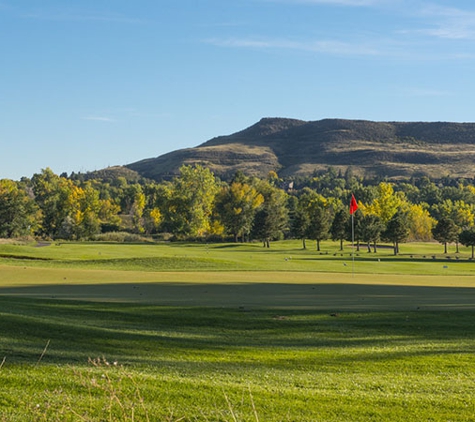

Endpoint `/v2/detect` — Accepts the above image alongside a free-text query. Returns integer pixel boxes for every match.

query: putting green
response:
[1,265,475,310]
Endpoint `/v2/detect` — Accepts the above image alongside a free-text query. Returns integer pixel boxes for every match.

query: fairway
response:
[2,267,475,310]
[1,241,475,421]
[2,238,475,310]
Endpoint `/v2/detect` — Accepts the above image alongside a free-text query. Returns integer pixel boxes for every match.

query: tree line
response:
[2,165,475,256]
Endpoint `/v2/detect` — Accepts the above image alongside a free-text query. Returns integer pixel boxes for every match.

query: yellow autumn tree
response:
[359,182,404,224]
[435,199,475,229]
[164,165,220,238]
[405,203,436,241]
[143,207,163,234]
[215,181,264,242]
[0,179,41,237]
[131,190,146,233]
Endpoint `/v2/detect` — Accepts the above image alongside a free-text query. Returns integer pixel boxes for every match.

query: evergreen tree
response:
[352,209,364,252]
[307,205,331,252]
[383,210,409,255]
[360,214,384,253]
[251,181,289,247]
[459,228,475,259]
[331,209,349,251]
[432,217,459,254]
[292,205,310,249]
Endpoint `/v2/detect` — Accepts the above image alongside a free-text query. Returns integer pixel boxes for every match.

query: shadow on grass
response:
[1,286,475,367]
[1,282,475,310]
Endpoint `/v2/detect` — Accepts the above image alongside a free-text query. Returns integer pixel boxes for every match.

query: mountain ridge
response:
[125,118,475,181]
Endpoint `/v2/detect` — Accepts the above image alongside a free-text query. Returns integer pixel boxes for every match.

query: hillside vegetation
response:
[126,118,475,180]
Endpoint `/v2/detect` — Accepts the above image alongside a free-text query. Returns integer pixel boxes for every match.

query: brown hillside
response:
[126,118,475,180]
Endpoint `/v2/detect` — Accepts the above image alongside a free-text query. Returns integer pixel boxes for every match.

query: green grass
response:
[1,239,475,275]
[1,299,475,421]
[1,240,475,420]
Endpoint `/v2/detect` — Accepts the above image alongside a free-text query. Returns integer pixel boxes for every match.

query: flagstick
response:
[349,193,358,278]
[351,212,355,277]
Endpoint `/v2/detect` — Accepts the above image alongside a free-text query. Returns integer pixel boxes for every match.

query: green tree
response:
[360,214,384,253]
[432,199,474,253]
[330,209,349,251]
[307,205,331,252]
[459,228,475,259]
[292,201,311,249]
[351,209,364,252]
[31,169,80,238]
[418,177,442,206]
[432,217,459,254]
[383,210,409,255]
[294,188,331,251]
[251,181,289,248]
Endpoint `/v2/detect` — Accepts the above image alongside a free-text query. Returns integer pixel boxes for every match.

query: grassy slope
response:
[1,240,475,420]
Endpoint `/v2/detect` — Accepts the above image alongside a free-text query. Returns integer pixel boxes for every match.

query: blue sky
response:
[2,0,475,180]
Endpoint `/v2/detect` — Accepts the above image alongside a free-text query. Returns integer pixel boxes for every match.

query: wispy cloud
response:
[199,21,250,28]
[205,37,381,56]
[82,116,116,122]
[262,0,382,5]
[81,108,173,122]
[0,2,13,12]
[129,111,173,119]
[410,4,475,40]
[23,9,142,24]
[403,88,452,97]
[211,2,475,60]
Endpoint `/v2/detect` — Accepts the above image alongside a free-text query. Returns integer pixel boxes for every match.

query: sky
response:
[2,0,475,180]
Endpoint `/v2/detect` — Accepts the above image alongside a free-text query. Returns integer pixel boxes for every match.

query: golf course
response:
[1,239,475,421]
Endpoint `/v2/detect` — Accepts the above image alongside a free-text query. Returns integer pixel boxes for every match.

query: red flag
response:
[349,194,358,215]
